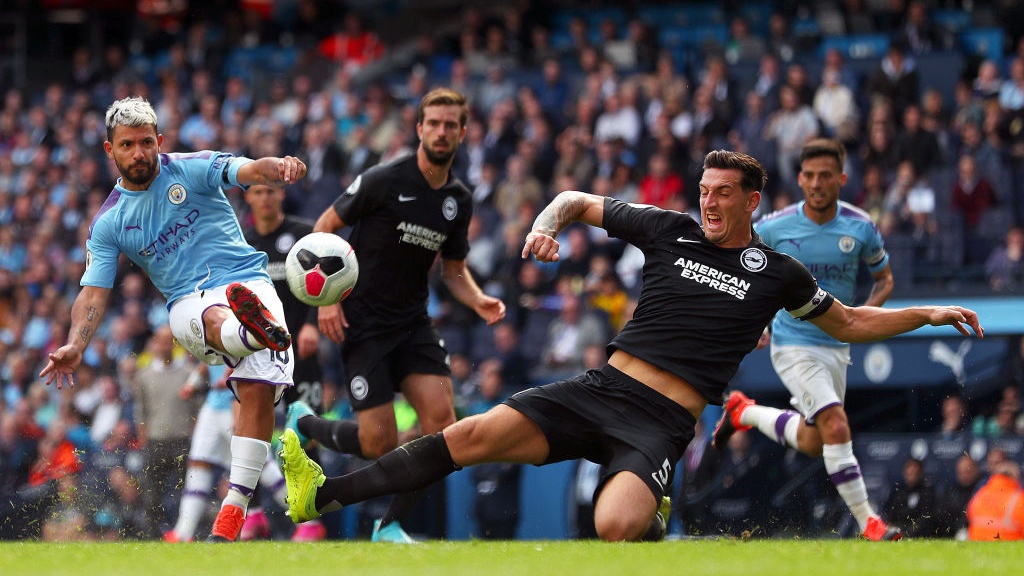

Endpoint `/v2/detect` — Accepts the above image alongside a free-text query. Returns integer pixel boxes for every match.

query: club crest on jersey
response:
[276,232,296,255]
[345,175,362,195]
[442,196,457,221]
[168,183,187,205]
[740,248,767,272]
[838,236,856,253]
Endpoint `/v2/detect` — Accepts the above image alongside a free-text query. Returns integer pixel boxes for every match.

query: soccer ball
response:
[285,232,359,306]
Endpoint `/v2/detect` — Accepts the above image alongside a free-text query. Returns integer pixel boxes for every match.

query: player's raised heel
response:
[226,282,291,351]
[863,516,903,541]
[279,429,326,523]
[711,390,755,449]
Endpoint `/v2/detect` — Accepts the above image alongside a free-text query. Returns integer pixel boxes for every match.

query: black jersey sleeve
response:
[779,255,835,321]
[332,166,387,225]
[601,197,699,248]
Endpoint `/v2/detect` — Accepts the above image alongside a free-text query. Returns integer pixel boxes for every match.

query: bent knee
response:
[359,431,399,459]
[595,516,650,542]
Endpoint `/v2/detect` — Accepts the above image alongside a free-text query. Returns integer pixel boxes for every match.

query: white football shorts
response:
[769,344,851,424]
[168,280,292,401]
[188,402,234,468]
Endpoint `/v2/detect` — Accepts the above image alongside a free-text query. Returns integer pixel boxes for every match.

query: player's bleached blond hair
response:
[105,96,158,142]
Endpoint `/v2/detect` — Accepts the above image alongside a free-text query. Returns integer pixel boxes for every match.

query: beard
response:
[423,142,456,167]
[117,157,158,187]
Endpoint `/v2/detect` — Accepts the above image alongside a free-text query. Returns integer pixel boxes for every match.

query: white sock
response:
[221,318,263,356]
[823,441,875,531]
[740,405,801,449]
[223,436,270,512]
[259,451,289,509]
[173,466,215,540]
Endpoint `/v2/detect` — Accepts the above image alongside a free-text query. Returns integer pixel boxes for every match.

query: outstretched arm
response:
[236,156,307,187]
[521,191,605,262]
[810,300,984,343]
[39,285,112,388]
[441,259,506,325]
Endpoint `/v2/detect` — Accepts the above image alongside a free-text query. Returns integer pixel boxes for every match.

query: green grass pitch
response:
[3,539,1021,576]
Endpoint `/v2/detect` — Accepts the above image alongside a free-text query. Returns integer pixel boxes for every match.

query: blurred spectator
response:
[814,68,859,139]
[725,16,767,65]
[999,57,1024,112]
[593,89,641,148]
[494,154,543,225]
[765,84,820,198]
[534,293,607,381]
[87,375,126,448]
[956,121,1003,187]
[936,454,982,539]
[533,57,571,129]
[894,104,942,179]
[967,460,1024,541]
[951,154,998,266]
[867,43,919,118]
[882,457,939,537]
[880,160,935,236]
[317,12,385,73]
[477,64,517,119]
[937,394,970,439]
[986,226,1024,292]
[973,60,1004,102]
[585,267,629,334]
[973,385,1024,437]
[767,12,796,62]
[854,164,888,226]
[898,0,941,54]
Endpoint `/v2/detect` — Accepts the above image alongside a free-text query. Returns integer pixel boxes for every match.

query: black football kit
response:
[505,198,835,499]
[331,154,473,410]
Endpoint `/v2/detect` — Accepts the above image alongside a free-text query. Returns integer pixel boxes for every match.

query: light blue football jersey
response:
[81,151,270,308]
[755,200,889,347]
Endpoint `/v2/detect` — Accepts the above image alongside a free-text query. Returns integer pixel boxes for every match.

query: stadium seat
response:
[958,27,1005,67]
[819,33,891,59]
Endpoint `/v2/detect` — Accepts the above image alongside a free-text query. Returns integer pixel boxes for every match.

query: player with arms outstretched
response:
[40,96,306,542]
[278,150,982,541]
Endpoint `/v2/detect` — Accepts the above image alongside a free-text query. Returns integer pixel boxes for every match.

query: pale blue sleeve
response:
[861,221,889,273]
[81,219,121,289]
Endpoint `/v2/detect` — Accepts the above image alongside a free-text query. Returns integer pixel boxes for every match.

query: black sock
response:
[315,432,460,510]
[300,417,365,459]
[379,488,426,528]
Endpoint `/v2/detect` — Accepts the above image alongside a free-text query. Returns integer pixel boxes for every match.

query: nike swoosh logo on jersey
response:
[676,237,701,243]
[398,194,417,202]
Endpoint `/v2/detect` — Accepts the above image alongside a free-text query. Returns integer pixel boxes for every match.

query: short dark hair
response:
[800,138,846,170]
[418,87,469,127]
[703,150,767,193]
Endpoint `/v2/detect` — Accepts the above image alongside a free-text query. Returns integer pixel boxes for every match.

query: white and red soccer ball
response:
[285,232,359,306]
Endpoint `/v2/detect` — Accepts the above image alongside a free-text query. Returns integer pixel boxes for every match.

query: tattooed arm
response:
[521,191,606,262]
[39,285,112,389]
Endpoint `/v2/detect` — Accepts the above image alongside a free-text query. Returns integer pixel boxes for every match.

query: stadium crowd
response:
[2,0,1024,541]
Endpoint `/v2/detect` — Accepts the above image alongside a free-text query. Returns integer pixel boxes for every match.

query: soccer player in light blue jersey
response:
[712,138,902,541]
[40,96,307,542]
